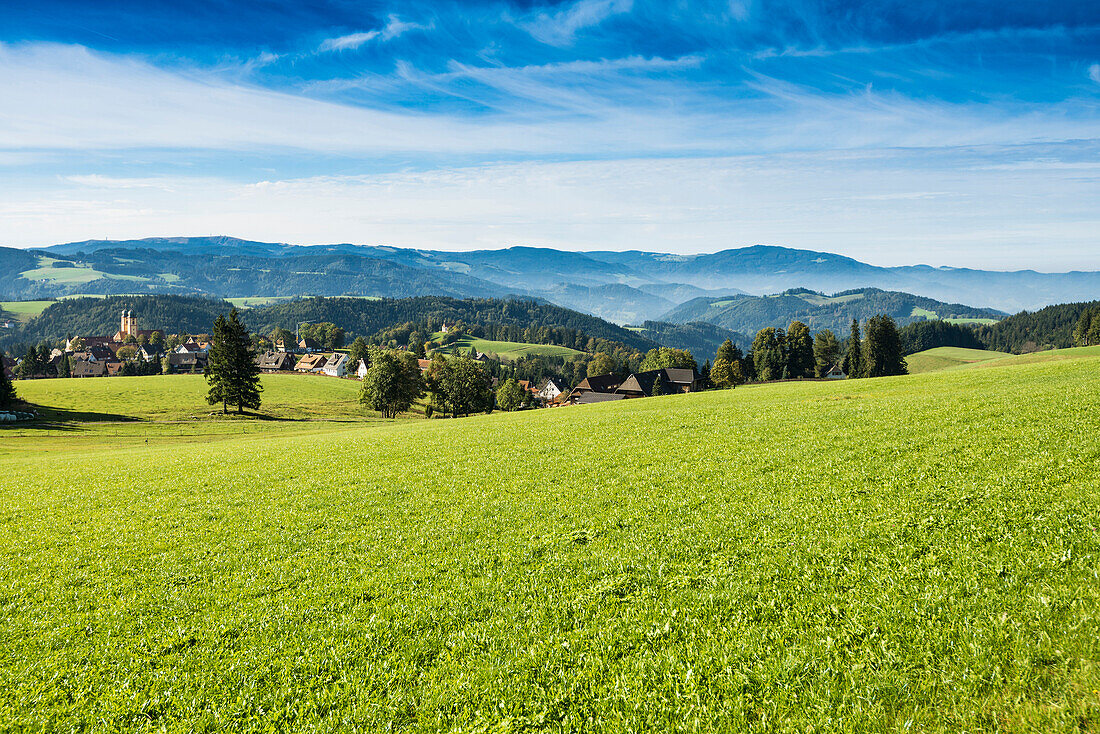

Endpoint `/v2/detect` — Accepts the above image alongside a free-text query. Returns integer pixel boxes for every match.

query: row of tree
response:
[706,315,906,388]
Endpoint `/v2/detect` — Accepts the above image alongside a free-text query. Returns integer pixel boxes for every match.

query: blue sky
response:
[0,0,1098,268]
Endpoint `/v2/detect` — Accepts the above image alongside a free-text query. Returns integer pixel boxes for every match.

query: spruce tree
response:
[0,357,17,408]
[57,353,71,378]
[844,319,864,378]
[864,315,908,377]
[813,329,841,377]
[206,309,262,414]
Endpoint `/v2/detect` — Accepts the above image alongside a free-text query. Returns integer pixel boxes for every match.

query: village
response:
[5,309,717,409]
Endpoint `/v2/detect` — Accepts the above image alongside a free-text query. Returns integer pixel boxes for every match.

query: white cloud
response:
[318,31,380,52]
[1,42,1097,159]
[1090,63,1100,84]
[317,15,429,52]
[520,0,634,46]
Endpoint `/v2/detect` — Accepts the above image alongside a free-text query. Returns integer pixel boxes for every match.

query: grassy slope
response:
[19,256,148,284]
[2,359,1100,730]
[2,374,370,457]
[434,333,584,359]
[905,346,1011,374]
[0,300,55,321]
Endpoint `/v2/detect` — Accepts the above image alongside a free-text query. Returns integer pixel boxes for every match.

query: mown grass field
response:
[1,374,370,458]
[0,300,54,322]
[2,357,1100,730]
[19,256,148,285]
[433,333,585,360]
[905,346,1010,373]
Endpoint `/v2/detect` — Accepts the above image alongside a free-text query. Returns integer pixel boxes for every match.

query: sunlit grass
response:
[2,357,1100,730]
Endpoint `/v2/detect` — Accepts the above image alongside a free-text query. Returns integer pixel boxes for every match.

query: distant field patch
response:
[434,334,584,360]
[225,296,296,308]
[944,317,1000,325]
[909,307,939,320]
[19,256,148,285]
[0,300,54,321]
[905,346,1010,373]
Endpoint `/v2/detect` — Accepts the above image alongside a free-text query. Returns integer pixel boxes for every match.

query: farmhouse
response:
[167,352,207,374]
[536,377,567,402]
[255,351,294,372]
[297,338,323,353]
[615,368,701,398]
[294,353,327,372]
[71,360,107,378]
[321,353,348,378]
[824,364,846,379]
[567,373,622,403]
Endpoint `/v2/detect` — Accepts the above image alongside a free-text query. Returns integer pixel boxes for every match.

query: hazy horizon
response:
[1,1,1098,269]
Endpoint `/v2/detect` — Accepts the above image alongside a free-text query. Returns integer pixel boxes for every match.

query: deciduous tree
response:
[813,329,841,377]
[786,321,814,378]
[359,350,425,419]
[496,378,527,411]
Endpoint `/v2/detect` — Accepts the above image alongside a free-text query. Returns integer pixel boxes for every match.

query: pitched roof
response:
[615,369,666,395]
[72,360,106,377]
[663,367,699,385]
[573,373,620,393]
[255,351,293,370]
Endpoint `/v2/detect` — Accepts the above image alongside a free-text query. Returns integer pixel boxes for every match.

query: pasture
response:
[433,333,585,360]
[2,357,1100,730]
[0,300,54,322]
[904,346,1010,373]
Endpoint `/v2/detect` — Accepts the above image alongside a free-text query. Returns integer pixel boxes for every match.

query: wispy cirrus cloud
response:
[519,0,634,46]
[318,14,431,53]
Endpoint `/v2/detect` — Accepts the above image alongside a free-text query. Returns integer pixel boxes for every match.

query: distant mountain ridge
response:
[661,287,1006,337]
[3,236,1097,322]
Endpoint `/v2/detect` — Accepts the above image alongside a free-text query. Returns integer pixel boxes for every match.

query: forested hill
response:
[8,295,233,344]
[241,297,658,352]
[661,288,1004,337]
[627,321,750,356]
[4,295,658,354]
[975,300,1100,352]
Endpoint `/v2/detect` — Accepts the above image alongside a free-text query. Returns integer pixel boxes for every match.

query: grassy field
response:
[225,296,297,309]
[944,317,1001,326]
[1,374,370,458]
[3,356,1100,730]
[905,346,1011,373]
[433,333,585,360]
[0,300,54,322]
[19,256,149,285]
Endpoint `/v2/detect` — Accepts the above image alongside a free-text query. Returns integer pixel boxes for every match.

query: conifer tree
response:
[864,315,908,377]
[57,353,71,379]
[0,356,17,408]
[206,309,262,414]
[843,320,864,378]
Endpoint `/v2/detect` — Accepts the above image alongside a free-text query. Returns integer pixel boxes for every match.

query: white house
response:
[355,358,369,380]
[824,363,847,379]
[536,377,566,402]
[322,352,349,378]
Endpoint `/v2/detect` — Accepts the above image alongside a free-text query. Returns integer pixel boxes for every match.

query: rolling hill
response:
[660,287,1005,337]
[1,237,1094,323]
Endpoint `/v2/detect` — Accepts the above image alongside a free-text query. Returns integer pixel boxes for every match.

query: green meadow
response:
[904,346,1011,373]
[0,300,54,322]
[2,357,1100,730]
[433,333,585,360]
